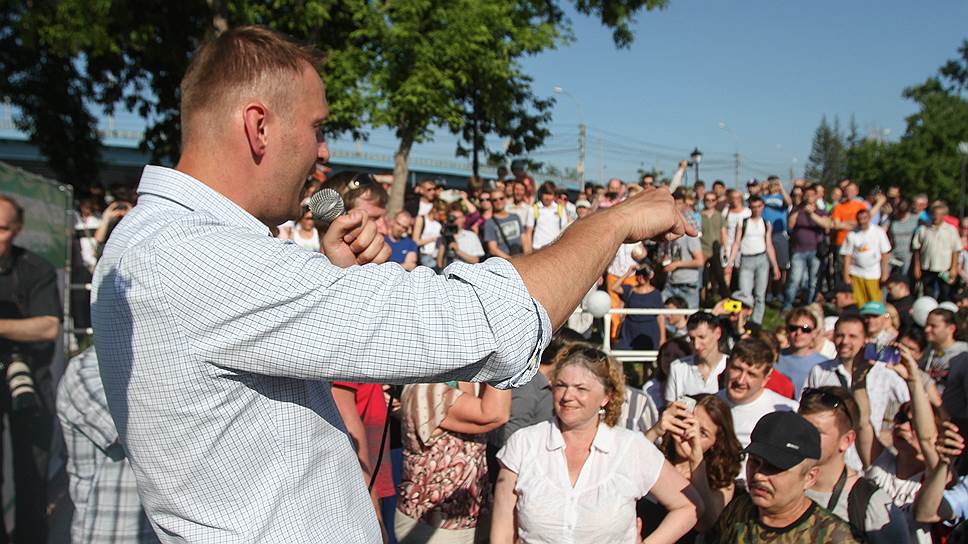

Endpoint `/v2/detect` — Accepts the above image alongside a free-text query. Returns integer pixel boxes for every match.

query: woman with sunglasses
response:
[854,342,946,543]
[491,345,701,544]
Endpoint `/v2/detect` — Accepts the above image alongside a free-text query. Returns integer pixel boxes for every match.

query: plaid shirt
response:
[57,347,158,543]
[91,166,549,543]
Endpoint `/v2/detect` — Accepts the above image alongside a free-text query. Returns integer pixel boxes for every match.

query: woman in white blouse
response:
[491,344,701,544]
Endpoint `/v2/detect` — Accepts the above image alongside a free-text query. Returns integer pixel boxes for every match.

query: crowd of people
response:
[0,157,962,544]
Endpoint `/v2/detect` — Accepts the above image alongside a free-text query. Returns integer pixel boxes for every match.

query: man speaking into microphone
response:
[92,26,694,543]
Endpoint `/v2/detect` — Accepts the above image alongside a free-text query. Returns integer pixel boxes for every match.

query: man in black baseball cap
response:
[708,412,859,543]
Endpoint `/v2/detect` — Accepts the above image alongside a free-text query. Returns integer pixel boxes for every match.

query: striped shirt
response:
[91,165,550,543]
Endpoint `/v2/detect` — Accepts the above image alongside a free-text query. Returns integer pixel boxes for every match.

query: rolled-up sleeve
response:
[153,221,549,388]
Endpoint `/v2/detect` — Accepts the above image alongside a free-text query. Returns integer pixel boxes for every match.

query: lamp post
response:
[958,141,968,220]
[690,147,703,184]
[553,86,585,193]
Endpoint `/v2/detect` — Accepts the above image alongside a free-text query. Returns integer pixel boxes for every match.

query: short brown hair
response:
[730,337,775,369]
[799,386,859,433]
[550,344,626,427]
[180,25,322,143]
[786,307,819,329]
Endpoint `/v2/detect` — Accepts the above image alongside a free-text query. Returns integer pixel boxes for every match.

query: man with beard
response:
[709,411,858,543]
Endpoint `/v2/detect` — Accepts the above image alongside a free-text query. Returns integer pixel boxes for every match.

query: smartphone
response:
[882,346,900,365]
[678,396,696,413]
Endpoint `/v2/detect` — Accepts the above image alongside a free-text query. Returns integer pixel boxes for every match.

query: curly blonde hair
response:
[549,343,626,427]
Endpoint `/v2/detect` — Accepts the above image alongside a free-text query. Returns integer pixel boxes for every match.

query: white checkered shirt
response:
[91,166,550,543]
[57,347,159,543]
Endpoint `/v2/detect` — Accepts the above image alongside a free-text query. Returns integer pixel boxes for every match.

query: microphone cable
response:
[369,385,402,492]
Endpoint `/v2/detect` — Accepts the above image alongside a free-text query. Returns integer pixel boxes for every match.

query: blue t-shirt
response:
[775,350,828,400]
[761,194,789,233]
[385,235,418,265]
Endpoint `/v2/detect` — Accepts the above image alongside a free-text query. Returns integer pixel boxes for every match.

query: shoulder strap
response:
[827,467,849,510]
[847,477,880,540]
[835,367,849,390]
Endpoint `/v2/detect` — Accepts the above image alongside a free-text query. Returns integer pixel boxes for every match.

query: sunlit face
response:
[863,313,887,336]
[479,192,492,211]
[932,207,948,225]
[703,195,718,210]
[725,358,770,404]
[275,65,329,225]
[801,410,852,466]
[576,206,590,219]
[898,336,924,362]
[389,213,412,239]
[750,200,765,217]
[845,183,859,199]
[553,364,609,429]
[298,210,315,229]
[887,281,909,299]
[688,323,721,360]
[512,183,526,202]
[491,191,508,212]
[925,314,955,346]
[672,405,719,459]
[892,409,923,456]
[834,321,866,362]
[540,192,555,207]
[747,456,818,513]
[787,317,818,351]
[729,192,743,208]
[856,210,871,229]
[0,200,20,257]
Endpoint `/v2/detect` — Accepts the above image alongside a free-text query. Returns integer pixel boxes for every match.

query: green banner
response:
[0,161,72,269]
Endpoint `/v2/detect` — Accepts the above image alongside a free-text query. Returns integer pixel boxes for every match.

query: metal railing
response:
[595,307,698,362]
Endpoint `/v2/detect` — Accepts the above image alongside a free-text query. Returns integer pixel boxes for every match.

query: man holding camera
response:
[0,195,61,543]
[436,203,485,269]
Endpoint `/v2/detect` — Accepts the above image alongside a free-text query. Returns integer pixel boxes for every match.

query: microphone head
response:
[308,188,345,223]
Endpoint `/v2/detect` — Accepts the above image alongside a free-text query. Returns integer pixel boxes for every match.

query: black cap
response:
[742,412,821,471]
[832,283,853,295]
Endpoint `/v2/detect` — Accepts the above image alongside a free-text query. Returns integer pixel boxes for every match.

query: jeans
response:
[664,282,700,310]
[923,270,955,302]
[739,253,769,325]
[784,251,821,310]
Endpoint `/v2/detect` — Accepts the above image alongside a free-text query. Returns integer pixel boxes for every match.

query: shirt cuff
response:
[443,258,552,390]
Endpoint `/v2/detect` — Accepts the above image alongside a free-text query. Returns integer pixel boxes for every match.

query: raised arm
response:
[914,422,965,523]
[893,344,940,469]
[512,187,694,328]
[851,357,883,468]
[645,461,702,544]
[439,384,511,435]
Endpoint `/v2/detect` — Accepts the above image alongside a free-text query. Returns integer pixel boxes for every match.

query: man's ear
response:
[242,102,269,161]
[803,464,821,490]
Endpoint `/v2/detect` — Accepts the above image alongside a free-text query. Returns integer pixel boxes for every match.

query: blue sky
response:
[514,0,968,185]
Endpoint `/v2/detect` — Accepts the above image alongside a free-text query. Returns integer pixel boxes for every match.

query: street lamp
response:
[958,141,968,220]
[690,147,703,184]
[553,86,586,193]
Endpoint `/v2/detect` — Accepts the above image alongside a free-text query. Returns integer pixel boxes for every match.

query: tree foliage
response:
[1,0,670,200]
[805,115,847,187]
[843,40,968,200]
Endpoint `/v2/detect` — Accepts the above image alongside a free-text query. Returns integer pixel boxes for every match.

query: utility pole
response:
[578,123,586,193]
[599,138,605,182]
[959,142,968,220]
[734,152,741,188]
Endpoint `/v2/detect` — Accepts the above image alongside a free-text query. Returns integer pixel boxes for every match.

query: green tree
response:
[805,115,846,187]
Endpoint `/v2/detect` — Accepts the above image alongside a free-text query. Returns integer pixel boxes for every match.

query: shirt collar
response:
[546,418,616,453]
[136,165,270,236]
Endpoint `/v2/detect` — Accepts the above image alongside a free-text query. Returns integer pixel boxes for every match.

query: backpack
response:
[846,476,880,542]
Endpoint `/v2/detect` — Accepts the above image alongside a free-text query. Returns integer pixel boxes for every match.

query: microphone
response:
[308,188,345,225]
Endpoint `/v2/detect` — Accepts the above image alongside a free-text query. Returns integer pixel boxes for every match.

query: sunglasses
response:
[492,196,506,201]
[802,388,855,429]
[786,324,815,334]
[348,173,377,191]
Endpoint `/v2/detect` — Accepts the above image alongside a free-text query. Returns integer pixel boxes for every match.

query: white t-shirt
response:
[419,217,441,257]
[417,199,433,217]
[498,420,665,544]
[840,226,892,280]
[725,207,752,259]
[608,243,640,277]
[719,387,798,486]
[865,449,931,544]
[526,202,568,249]
[664,354,729,404]
[293,227,320,252]
[454,229,485,258]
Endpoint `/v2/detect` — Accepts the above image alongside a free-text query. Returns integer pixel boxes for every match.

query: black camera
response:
[441,214,460,239]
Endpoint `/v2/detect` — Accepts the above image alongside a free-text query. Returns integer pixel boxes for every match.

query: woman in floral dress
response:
[396,382,510,543]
